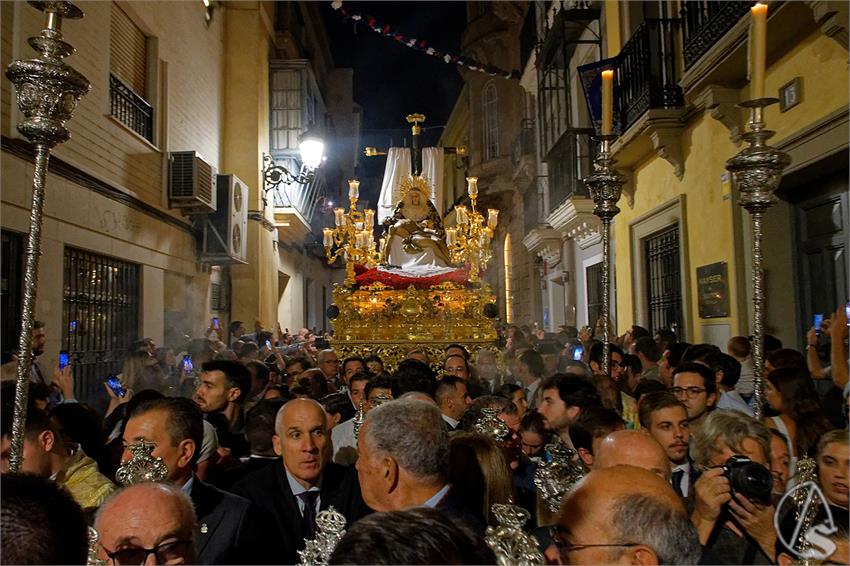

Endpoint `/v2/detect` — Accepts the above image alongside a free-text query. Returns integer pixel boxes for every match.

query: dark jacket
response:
[232,460,370,565]
[190,477,274,565]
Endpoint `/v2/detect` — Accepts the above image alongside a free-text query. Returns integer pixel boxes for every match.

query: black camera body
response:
[721,455,772,504]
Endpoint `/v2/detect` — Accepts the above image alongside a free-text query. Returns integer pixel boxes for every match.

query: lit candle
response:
[348,179,360,200]
[379,237,386,253]
[446,228,456,246]
[323,228,333,247]
[487,209,499,229]
[333,208,344,227]
[750,2,767,99]
[365,209,375,227]
[601,69,614,136]
[466,176,478,197]
[456,206,468,225]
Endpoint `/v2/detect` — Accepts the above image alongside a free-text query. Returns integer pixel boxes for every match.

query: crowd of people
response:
[0,308,848,565]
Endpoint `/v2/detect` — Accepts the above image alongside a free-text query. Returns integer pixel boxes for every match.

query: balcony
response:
[271,159,326,245]
[546,129,597,208]
[109,74,153,143]
[617,18,683,132]
[680,1,751,71]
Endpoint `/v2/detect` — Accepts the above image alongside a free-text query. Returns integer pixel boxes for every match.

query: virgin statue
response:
[380,176,452,269]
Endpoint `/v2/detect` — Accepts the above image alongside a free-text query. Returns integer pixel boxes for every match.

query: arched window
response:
[504,233,513,323]
[482,81,499,161]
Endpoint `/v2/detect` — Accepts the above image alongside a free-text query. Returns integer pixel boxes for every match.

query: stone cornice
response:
[522,226,562,268]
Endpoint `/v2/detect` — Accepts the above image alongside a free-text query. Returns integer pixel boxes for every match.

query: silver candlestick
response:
[584,136,625,377]
[725,98,790,419]
[4,1,90,472]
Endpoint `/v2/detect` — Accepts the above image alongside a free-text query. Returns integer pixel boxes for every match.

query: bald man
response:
[555,466,701,565]
[96,483,197,565]
[594,430,672,481]
[233,399,369,564]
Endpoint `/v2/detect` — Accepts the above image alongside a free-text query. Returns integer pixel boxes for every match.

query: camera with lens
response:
[721,455,772,504]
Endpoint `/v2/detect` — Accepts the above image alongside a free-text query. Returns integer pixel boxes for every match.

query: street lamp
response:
[261,125,325,207]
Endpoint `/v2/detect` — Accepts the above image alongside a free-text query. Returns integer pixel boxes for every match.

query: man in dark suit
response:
[232,398,370,564]
[122,397,272,564]
[356,398,483,533]
[639,391,698,508]
[435,375,470,432]
[215,398,285,490]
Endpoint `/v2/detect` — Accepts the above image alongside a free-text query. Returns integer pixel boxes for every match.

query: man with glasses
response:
[95,482,197,565]
[317,349,341,385]
[554,466,701,565]
[671,363,717,438]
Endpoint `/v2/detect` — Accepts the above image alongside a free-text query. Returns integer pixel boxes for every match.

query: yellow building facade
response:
[603,0,848,347]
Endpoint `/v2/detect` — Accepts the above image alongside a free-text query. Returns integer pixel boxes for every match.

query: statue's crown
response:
[398,175,431,200]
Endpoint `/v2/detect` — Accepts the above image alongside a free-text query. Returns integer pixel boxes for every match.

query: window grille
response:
[62,247,140,406]
[644,225,683,335]
[586,261,603,330]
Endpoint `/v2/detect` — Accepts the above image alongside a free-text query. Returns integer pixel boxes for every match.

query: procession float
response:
[322,115,500,367]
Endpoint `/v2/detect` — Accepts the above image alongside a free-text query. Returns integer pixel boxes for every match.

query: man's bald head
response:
[275,398,327,433]
[557,466,699,565]
[398,391,437,405]
[95,483,197,564]
[594,429,672,480]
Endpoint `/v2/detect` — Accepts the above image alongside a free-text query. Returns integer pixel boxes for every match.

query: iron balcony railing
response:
[680,1,751,70]
[270,155,326,224]
[547,129,597,209]
[109,73,154,143]
[617,18,684,131]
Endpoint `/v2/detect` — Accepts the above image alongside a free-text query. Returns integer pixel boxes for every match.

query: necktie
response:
[297,491,319,539]
[671,468,685,497]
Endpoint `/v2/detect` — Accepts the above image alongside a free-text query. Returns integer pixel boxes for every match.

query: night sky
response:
[320,1,467,144]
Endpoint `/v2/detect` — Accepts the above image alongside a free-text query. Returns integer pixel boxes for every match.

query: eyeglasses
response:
[104,540,192,565]
[554,538,640,555]
[671,386,707,398]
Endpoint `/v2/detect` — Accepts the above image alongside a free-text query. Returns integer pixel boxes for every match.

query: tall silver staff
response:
[584,135,625,377]
[5,0,90,472]
[725,98,789,419]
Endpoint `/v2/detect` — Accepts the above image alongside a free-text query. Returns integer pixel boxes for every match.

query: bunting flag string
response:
[330,1,521,80]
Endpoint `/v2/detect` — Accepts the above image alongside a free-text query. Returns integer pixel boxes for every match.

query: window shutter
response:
[110,3,147,97]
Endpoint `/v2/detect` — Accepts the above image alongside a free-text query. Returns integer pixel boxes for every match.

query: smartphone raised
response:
[59,350,70,369]
[105,375,126,398]
[572,345,585,361]
[182,354,194,376]
[813,313,824,335]
[212,317,220,329]
[846,302,850,326]
[265,339,273,349]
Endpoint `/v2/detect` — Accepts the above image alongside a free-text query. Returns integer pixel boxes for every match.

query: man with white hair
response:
[95,482,198,565]
[356,398,482,532]
[233,398,369,564]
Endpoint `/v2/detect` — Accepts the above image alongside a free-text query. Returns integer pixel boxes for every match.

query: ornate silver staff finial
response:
[473,407,509,440]
[583,135,625,379]
[87,527,108,566]
[5,1,90,473]
[352,401,366,441]
[533,437,587,512]
[791,458,822,565]
[115,440,169,486]
[369,394,393,409]
[297,506,347,566]
[485,502,543,566]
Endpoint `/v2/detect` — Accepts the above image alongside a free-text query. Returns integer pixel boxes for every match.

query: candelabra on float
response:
[5,0,91,472]
[725,98,789,419]
[446,177,499,283]
[323,180,383,287]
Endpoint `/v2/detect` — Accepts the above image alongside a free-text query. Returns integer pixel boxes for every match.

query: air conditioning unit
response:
[168,151,217,214]
[199,174,249,264]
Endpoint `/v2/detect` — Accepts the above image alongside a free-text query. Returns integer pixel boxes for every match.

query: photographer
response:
[690,410,776,563]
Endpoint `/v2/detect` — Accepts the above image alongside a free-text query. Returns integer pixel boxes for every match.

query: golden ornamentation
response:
[323,180,382,287]
[445,177,498,283]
